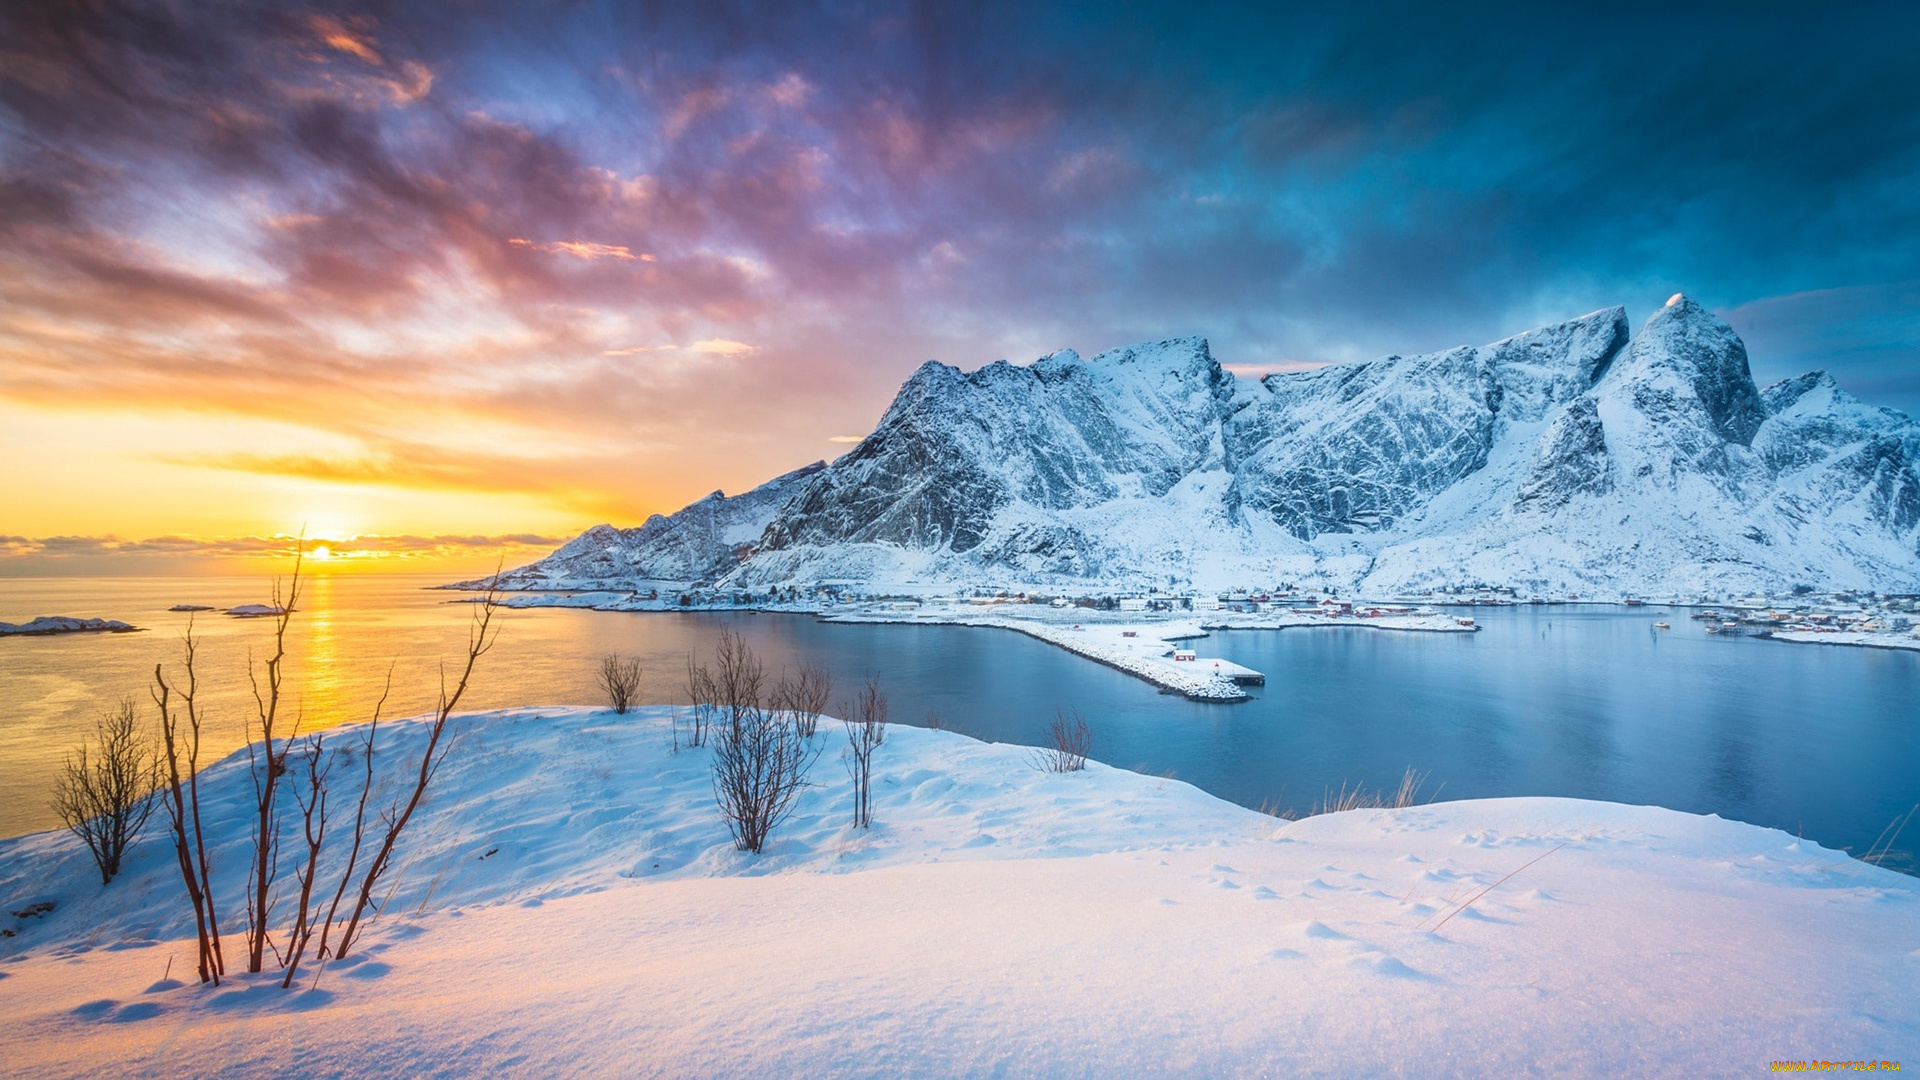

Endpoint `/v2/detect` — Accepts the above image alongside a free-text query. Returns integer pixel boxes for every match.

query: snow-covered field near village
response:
[1,706,1915,1077]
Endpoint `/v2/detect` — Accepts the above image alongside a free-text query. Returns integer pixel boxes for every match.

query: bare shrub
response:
[243,558,304,972]
[280,733,330,987]
[922,709,944,732]
[774,660,833,738]
[51,697,159,885]
[711,708,817,852]
[711,628,764,732]
[146,557,499,987]
[153,623,225,982]
[679,653,717,749]
[312,667,393,968]
[1032,708,1091,773]
[330,589,498,961]
[1858,803,1918,870]
[842,676,888,828]
[1310,767,1433,816]
[703,630,818,853]
[597,654,643,714]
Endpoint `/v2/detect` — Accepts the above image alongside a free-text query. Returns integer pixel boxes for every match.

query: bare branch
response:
[331,570,499,960]
[281,733,331,988]
[244,540,304,972]
[841,675,888,829]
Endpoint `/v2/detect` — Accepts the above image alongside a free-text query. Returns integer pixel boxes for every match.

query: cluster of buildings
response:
[1697,594,1920,637]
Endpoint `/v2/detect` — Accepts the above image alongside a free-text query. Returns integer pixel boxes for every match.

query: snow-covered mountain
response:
[489,296,1920,596]
[480,461,825,589]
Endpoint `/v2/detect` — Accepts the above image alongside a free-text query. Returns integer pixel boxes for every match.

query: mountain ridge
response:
[476,296,1920,597]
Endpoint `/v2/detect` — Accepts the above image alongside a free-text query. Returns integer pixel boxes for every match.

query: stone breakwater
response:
[992,621,1249,702]
[821,612,1252,702]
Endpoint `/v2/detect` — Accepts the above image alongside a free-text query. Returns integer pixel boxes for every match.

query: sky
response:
[2,1,1917,574]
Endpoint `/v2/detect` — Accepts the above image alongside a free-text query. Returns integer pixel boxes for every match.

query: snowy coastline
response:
[823,611,1256,701]
[1770,629,1920,653]
[450,592,1476,701]
[826,608,1473,701]
[1,706,1914,1077]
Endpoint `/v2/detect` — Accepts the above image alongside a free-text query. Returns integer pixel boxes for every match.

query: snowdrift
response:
[1,707,1914,1077]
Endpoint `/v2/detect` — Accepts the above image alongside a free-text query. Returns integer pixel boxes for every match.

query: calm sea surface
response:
[3,574,1917,871]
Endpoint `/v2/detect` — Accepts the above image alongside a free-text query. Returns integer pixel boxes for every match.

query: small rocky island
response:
[0,616,142,637]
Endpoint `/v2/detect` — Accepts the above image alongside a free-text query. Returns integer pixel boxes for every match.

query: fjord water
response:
[3,575,1916,871]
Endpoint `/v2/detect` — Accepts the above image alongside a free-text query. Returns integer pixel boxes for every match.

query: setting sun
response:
[309,544,334,561]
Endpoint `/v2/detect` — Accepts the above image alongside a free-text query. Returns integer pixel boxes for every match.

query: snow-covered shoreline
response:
[445,594,1476,701]
[826,606,1473,701]
[1,706,1914,1077]
[1770,629,1920,653]
[1199,611,1477,633]
[824,611,1257,700]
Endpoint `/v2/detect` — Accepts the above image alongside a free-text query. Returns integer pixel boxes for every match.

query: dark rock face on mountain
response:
[1513,397,1612,513]
[491,295,1920,596]
[1226,308,1630,541]
[762,340,1237,557]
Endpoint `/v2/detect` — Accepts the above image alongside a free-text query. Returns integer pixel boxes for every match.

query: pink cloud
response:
[507,238,652,261]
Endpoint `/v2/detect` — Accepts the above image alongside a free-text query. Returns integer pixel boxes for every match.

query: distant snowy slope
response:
[486,296,1920,595]
[476,461,825,588]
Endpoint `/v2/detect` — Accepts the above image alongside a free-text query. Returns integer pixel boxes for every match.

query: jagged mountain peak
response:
[1762,370,1840,414]
[1613,293,1766,446]
[550,523,626,560]
[1480,306,1630,421]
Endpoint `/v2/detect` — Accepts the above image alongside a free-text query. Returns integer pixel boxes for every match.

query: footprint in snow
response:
[109,1002,163,1023]
[1264,947,1307,961]
[1297,920,1348,940]
[1250,885,1279,900]
[1351,954,1436,981]
[343,961,392,980]
[1450,906,1509,924]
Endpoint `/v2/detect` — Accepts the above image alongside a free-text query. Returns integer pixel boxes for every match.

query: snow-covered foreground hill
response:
[2,708,1915,1077]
